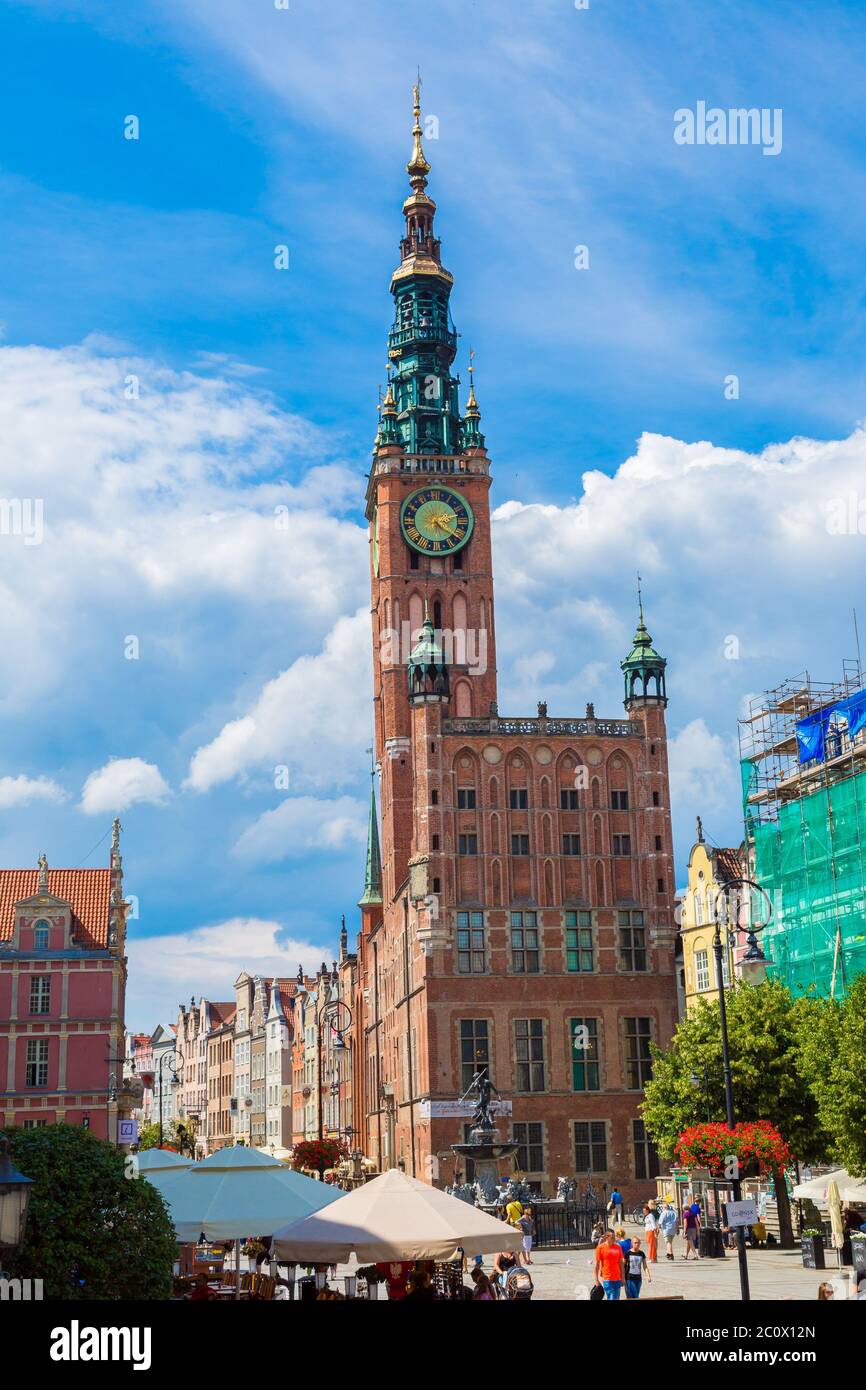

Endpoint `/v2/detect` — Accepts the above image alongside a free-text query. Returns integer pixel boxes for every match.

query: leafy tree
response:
[135,1121,162,1151]
[169,1119,199,1158]
[795,975,866,1177]
[642,980,829,1247]
[2,1124,177,1300]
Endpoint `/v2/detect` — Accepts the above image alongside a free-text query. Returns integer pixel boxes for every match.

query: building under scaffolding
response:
[739,662,866,999]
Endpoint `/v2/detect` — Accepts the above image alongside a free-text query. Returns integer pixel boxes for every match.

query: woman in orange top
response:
[594,1231,625,1300]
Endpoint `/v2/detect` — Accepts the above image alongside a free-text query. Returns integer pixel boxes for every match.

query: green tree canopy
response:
[643,979,828,1163]
[2,1124,177,1300]
[795,974,866,1177]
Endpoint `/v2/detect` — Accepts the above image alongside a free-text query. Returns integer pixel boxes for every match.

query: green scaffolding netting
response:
[750,768,866,998]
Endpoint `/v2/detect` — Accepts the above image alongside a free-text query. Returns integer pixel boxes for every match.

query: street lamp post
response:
[157,1051,183,1148]
[0,1136,33,1280]
[712,877,770,1304]
[316,997,352,1141]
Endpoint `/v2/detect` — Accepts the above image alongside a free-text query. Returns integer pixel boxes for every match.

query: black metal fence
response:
[481,1199,606,1250]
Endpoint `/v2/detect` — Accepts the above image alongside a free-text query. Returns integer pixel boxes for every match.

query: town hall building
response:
[350,88,679,1198]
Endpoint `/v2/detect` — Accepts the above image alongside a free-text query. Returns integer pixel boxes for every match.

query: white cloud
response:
[80,758,171,815]
[668,718,741,836]
[124,916,326,1030]
[185,609,371,793]
[0,341,365,707]
[233,795,368,864]
[0,775,68,809]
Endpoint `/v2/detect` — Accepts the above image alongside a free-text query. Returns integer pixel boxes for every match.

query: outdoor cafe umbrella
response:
[148,1143,341,1243]
[147,1145,342,1300]
[272,1168,523,1264]
[132,1148,191,1173]
[826,1177,845,1272]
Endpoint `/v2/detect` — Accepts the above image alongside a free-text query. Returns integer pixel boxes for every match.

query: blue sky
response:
[2,0,866,1025]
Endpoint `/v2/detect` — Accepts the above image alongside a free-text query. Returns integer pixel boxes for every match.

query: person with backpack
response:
[608,1186,623,1224]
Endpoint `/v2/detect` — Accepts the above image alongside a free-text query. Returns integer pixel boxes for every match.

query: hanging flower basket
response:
[291,1138,348,1176]
[675,1120,792,1178]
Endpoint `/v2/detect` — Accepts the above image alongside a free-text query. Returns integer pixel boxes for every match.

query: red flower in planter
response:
[675,1120,791,1175]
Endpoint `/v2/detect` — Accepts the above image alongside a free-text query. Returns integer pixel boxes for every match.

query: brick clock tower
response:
[353,87,678,1198]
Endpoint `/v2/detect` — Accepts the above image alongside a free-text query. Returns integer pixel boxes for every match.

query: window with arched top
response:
[455,680,472,717]
[409,592,424,636]
[591,778,600,809]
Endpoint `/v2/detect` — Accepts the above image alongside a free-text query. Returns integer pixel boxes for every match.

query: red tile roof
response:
[0,869,112,949]
[715,848,743,883]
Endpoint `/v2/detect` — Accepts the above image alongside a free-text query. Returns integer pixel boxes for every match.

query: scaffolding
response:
[738,662,866,999]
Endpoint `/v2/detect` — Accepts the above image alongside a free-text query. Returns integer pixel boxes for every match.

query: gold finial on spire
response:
[465,346,480,416]
[407,73,430,191]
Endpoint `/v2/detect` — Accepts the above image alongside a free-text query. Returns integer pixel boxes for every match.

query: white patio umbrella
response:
[148,1145,342,1299]
[792,1167,849,1202]
[272,1168,523,1263]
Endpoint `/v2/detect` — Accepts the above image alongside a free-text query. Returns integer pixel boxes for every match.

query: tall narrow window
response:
[565,910,594,972]
[624,1016,653,1089]
[510,911,540,973]
[25,1038,49,1088]
[29,976,51,1015]
[574,1119,607,1173]
[33,920,50,951]
[694,948,710,992]
[633,1118,661,1179]
[456,912,486,974]
[618,910,647,971]
[459,1019,490,1090]
[512,1121,544,1173]
[514,1018,545,1092]
[571,1017,600,1091]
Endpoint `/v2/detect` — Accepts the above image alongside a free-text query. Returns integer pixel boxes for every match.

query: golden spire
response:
[465,347,480,416]
[407,75,430,192]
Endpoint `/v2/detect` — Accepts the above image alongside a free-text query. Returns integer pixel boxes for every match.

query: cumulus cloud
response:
[124,916,326,1029]
[233,795,368,864]
[0,775,68,809]
[185,609,371,793]
[80,758,171,815]
[0,341,365,707]
[667,718,742,854]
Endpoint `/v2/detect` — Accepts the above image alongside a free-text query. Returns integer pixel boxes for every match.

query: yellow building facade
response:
[680,819,742,1013]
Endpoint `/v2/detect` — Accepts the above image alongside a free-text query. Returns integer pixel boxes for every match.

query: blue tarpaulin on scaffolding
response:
[796,688,866,764]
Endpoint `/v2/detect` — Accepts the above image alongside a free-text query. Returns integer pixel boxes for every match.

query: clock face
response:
[400,486,474,555]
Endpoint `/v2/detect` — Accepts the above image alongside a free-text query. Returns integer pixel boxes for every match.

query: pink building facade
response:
[0,825,129,1140]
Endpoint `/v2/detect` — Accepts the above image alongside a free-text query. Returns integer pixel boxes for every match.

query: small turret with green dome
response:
[621,581,667,707]
[408,605,450,703]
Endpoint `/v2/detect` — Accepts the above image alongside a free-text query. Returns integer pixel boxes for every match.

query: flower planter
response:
[801,1234,825,1270]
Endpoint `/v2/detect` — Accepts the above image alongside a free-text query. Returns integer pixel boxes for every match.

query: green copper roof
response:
[621,601,666,671]
[359,777,383,906]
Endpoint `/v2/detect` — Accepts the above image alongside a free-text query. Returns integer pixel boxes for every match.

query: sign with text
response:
[725,1198,758,1227]
[418,1100,513,1120]
[117,1119,138,1145]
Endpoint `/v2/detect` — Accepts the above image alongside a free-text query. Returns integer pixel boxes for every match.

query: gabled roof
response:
[714,847,743,884]
[0,868,112,949]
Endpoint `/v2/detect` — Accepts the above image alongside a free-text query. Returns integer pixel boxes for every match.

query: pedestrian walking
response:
[608,1186,623,1225]
[682,1202,701,1259]
[659,1201,678,1260]
[594,1229,625,1300]
[643,1203,659,1263]
[518,1207,534,1265]
[625,1236,651,1299]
